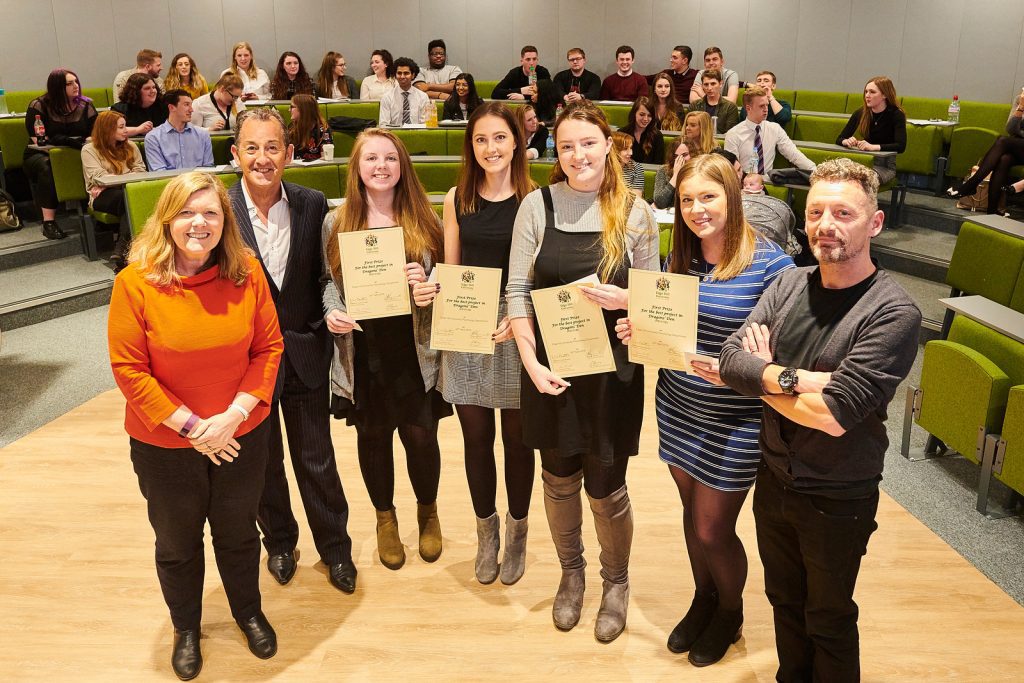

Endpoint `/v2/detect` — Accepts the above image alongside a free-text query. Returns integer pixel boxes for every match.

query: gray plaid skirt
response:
[438,298,522,409]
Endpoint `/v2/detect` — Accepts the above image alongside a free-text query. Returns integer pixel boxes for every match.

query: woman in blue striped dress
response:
[618,154,793,666]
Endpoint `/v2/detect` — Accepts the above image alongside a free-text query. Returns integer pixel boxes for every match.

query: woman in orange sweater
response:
[107,171,283,681]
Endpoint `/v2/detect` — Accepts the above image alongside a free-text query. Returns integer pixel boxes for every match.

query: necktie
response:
[754,124,765,174]
[402,91,410,124]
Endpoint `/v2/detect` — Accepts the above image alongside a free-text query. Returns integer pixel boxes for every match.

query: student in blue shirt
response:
[144,89,214,171]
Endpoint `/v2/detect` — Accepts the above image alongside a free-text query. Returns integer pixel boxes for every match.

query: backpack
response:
[0,187,22,232]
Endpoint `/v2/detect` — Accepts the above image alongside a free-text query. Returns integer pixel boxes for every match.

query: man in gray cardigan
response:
[719,158,920,682]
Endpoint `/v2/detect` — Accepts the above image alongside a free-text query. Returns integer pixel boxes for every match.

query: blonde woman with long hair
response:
[683,110,716,155]
[505,100,658,642]
[224,41,271,100]
[164,53,209,99]
[321,129,449,571]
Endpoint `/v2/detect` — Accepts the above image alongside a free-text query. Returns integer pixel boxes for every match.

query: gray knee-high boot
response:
[589,484,633,642]
[542,469,586,630]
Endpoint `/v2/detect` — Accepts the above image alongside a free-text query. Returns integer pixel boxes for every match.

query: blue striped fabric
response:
[656,238,794,491]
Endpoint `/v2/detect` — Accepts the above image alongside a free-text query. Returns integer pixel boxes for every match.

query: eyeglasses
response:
[429,50,446,56]
[568,57,583,62]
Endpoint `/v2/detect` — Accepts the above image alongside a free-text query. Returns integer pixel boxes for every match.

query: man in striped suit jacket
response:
[229,108,357,594]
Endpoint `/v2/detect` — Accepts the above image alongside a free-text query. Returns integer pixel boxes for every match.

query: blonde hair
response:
[230,42,259,80]
[549,101,635,282]
[164,53,209,96]
[683,111,715,155]
[91,111,136,174]
[670,154,756,281]
[326,129,443,277]
[129,172,253,287]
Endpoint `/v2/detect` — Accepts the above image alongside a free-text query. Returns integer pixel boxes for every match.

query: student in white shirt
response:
[222,42,271,101]
[378,58,431,127]
[724,86,814,175]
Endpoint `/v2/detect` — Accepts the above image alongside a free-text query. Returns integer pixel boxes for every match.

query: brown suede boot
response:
[417,502,443,562]
[375,508,405,570]
[543,470,586,630]
[589,485,633,643]
[499,513,529,585]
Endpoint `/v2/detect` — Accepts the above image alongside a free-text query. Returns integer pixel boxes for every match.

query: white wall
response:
[1,0,1023,103]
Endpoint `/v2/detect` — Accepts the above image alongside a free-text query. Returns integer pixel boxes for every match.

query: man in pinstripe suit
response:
[229,108,357,594]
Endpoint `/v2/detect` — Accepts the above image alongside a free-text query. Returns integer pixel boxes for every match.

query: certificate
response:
[627,269,701,371]
[531,283,616,378]
[337,227,411,320]
[430,263,502,354]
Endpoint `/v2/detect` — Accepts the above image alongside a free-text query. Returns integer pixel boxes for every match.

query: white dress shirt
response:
[242,179,291,289]
[378,85,431,127]
[724,119,815,173]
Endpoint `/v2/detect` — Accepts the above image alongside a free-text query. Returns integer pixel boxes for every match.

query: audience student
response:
[650,72,684,131]
[288,94,332,161]
[553,48,601,104]
[191,73,246,132]
[112,72,166,136]
[378,57,431,127]
[322,128,449,571]
[684,110,717,155]
[224,41,271,101]
[442,73,484,121]
[652,136,694,209]
[144,90,214,171]
[24,68,98,240]
[316,51,357,99]
[655,45,698,105]
[600,46,649,102]
[108,170,284,680]
[414,39,463,101]
[612,131,646,196]
[837,76,906,184]
[493,45,551,101]
[113,49,164,101]
[739,71,791,126]
[164,53,210,100]
[617,153,795,667]
[434,102,538,585]
[691,47,739,103]
[949,86,1024,213]
[506,100,658,643]
[270,52,314,101]
[720,158,920,682]
[229,108,358,595]
[726,86,814,175]
[359,49,396,101]
[80,110,146,268]
[622,96,664,164]
[515,103,548,160]
[688,70,739,134]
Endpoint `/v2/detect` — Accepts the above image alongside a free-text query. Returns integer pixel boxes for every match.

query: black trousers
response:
[258,355,353,565]
[92,186,126,216]
[23,152,58,210]
[131,418,271,631]
[753,464,878,683]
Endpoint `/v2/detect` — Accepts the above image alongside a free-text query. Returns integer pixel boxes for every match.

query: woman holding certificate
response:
[322,129,450,571]
[617,153,793,666]
[429,102,538,586]
[505,101,659,643]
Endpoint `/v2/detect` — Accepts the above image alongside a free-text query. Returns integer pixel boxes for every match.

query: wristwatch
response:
[778,367,799,395]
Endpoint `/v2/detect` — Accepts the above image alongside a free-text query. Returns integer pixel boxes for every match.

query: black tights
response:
[670,465,750,611]
[457,405,535,520]
[356,422,441,511]
[960,135,1024,213]
[540,449,628,499]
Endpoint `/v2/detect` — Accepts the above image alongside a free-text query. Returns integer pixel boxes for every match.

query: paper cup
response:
[322,143,335,161]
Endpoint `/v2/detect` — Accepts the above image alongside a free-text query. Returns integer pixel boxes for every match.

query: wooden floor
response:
[2,387,1023,681]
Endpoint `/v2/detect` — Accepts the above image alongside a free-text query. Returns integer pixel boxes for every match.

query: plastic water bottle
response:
[0,89,8,115]
[555,103,564,120]
[33,115,47,144]
[528,65,537,88]
[947,95,960,124]
[544,135,555,159]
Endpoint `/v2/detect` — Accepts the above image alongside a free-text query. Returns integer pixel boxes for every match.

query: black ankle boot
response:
[42,220,67,240]
[171,628,202,680]
[688,604,743,667]
[667,590,718,653]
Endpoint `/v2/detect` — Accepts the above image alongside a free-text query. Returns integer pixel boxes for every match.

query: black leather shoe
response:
[328,559,357,594]
[237,612,277,659]
[267,549,298,585]
[42,220,67,240]
[171,628,202,680]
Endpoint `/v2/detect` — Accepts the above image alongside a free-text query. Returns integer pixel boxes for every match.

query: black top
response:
[442,96,481,121]
[552,69,602,101]
[24,96,97,153]
[625,128,664,165]
[526,125,549,158]
[492,65,552,100]
[112,101,168,130]
[271,76,314,101]
[456,193,520,289]
[836,104,907,153]
[293,123,332,161]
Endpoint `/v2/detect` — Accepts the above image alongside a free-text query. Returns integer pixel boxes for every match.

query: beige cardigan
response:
[80,142,145,207]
